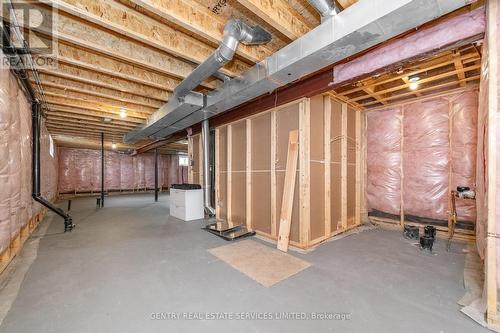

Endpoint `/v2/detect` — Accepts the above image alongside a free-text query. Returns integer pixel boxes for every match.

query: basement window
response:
[179,156,189,166]
[49,135,54,158]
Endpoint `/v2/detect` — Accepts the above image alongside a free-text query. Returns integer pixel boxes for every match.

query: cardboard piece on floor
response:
[208,239,310,288]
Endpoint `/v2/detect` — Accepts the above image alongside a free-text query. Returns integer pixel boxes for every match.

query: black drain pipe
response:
[32,102,74,231]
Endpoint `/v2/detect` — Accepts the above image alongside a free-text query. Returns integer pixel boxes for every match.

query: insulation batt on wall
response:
[367,90,478,226]
[0,52,57,255]
[58,147,188,194]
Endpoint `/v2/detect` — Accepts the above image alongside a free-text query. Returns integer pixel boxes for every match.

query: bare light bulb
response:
[408,76,420,91]
[112,143,117,149]
[119,108,127,118]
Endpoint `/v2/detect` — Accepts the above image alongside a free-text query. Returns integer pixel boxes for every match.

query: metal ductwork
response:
[124,19,271,143]
[124,0,471,143]
[307,0,339,21]
[201,119,215,216]
[174,19,272,98]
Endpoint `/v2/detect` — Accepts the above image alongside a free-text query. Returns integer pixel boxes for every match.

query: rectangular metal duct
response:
[125,0,470,143]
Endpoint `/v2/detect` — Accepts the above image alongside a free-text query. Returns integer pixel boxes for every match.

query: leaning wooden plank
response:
[277,130,299,252]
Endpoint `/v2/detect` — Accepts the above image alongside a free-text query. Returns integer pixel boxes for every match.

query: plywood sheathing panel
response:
[213,95,363,249]
[230,121,247,223]
[250,113,272,234]
[310,95,325,241]
[331,99,343,232]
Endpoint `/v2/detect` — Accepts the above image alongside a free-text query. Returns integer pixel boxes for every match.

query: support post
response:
[154,148,159,202]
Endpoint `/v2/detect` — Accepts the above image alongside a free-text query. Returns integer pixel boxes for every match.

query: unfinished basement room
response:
[0,0,500,332]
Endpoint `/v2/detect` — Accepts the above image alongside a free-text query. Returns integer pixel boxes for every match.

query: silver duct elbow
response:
[173,19,271,98]
[307,0,339,21]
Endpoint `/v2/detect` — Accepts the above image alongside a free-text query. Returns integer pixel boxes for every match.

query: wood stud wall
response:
[190,96,364,250]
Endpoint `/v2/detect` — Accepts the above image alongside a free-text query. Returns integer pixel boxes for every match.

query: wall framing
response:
[191,95,364,250]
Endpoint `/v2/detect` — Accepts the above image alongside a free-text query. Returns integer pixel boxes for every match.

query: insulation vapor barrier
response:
[58,147,188,194]
[367,90,478,224]
[0,55,58,254]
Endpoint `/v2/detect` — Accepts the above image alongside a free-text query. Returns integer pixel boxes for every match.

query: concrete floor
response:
[0,194,489,333]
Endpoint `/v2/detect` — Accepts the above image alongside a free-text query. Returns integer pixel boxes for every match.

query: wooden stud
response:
[215,128,221,218]
[486,0,499,325]
[361,111,369,223]
[324,96,332,236]
[227,125,233,226]
[355,108,362,226]
[400,106,405,227]
[299,100,311,247]
[277,130,300,252]
[246,119,252,230]
[271,111,277,236]
[341,103,348,230]
[447,98,453,235]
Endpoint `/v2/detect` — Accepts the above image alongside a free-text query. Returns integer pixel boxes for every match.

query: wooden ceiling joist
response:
[335,44,481,109]
[47,106,145,124]
[28,5,220,88]
[340,51,480,96]
[35,78,163,109]
[41,87,157,114]
[51,0,249,77]
[37,66,169,103]
[47,110,142,126]
[54,42,179,93]
[45,96,151,120]
[46,115,137,128]
[236,0,311,40]
[120,0,273,63]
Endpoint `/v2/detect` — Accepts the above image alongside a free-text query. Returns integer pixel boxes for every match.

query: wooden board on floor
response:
[277,130,299,252]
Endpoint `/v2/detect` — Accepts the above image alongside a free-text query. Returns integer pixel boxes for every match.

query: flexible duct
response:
[307,0,339,21]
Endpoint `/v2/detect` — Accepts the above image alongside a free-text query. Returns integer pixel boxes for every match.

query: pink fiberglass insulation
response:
[9,75,21,238]
[58,148,75,193]
[58,147,185,192]
[403,97,450,221]
[135,155,146,188]
[19,89,32,228]
[120,154,135,189]
[144,153,155,188]
[333,8,485,85]
[0,49,57,253]
[367,90,479,223]
[366,108,402,215]
[0,65,11,253]
[450,91,478,222]
[105,151,121,190]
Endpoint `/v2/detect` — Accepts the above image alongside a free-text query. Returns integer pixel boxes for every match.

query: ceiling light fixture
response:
[112,143,117,149]
[119,107,127,119]
[408,75,420,90]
